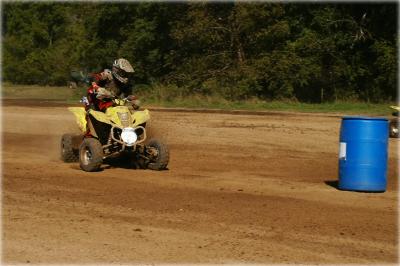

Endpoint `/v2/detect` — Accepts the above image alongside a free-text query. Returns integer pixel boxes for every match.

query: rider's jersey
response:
[91,69,132,98]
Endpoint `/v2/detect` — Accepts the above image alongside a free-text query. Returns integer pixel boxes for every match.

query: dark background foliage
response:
[2,2,398,102]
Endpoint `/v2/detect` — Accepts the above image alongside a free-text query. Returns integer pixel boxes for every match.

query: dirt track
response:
[2,101,399,264]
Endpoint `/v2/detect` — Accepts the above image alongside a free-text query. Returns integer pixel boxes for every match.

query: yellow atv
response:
[61,98,169,172]
[389,106,399,138]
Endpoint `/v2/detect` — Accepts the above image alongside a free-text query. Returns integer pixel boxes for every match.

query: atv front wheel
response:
[389,119,399,138]
[146,139,169,170]
[61,134,79,162]
[79,138,104,172]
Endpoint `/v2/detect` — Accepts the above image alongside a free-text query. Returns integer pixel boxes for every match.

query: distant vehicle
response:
[389,106,399,138]
[69,70,92,89]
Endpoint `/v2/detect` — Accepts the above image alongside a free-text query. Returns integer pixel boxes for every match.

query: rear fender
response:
[68,107,87,133]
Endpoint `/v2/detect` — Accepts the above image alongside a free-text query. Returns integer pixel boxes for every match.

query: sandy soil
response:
[1,101,398,264]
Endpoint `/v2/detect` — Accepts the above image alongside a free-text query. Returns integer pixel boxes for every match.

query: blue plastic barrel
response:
[338,116,389,192]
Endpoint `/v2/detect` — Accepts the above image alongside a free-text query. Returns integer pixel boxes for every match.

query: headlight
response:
[121,128,137,146]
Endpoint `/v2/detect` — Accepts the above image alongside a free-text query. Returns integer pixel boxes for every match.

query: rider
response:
[87,58,137,111]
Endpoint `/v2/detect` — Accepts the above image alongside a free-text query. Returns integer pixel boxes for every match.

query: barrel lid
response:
[342,116,388,121]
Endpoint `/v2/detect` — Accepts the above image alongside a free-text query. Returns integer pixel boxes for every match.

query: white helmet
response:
[112,58,134,84]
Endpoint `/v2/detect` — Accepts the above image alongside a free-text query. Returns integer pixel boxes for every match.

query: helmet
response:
[112,58,134,84]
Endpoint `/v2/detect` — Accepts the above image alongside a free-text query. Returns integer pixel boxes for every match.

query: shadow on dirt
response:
[69,163,105,172]
[324,180,339,190]
[104,158,170,171]
[324,180,386,193]
[68,158,169,171]
[104,156,139,170]
[104,154,170,171]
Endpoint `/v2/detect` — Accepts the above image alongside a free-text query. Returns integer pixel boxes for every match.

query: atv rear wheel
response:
[146,139,169,170]
[79,138,104,172]
[61,134,79,162]
[389,119,399,138]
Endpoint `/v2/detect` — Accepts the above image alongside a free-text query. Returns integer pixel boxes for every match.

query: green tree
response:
[2,2,397,102]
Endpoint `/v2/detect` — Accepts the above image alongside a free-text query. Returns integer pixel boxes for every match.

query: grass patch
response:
[141,95,393,116]
[2,83,74,100]
[2,83,87,103]
[1,83,395,116]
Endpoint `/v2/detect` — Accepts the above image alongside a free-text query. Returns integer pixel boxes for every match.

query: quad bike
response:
[61,97,169,171]
[389,106,399,138]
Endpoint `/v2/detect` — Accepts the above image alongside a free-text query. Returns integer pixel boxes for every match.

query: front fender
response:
[132,109,150,126]
[89,109,112,125]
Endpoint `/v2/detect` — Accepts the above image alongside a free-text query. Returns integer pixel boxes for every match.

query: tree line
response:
[2,2,398,102]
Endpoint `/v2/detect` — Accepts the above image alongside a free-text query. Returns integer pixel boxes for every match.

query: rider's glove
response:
[126,95,137,101]
[125,95,140,110]
[91,82,100,90]
[80,96,90,106]
[132,99,141,110]
[95,87,113,99]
